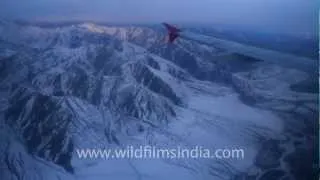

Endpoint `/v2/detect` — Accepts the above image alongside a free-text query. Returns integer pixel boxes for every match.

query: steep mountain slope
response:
[0,22,317,180]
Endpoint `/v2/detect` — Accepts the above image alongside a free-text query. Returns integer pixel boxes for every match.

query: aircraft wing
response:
[179,31,317,74]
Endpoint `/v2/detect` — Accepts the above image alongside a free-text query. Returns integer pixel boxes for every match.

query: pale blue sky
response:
[0,0,318,34]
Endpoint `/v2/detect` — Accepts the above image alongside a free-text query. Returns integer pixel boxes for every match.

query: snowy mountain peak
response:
[0,21,317,180]
[79,22,106,33]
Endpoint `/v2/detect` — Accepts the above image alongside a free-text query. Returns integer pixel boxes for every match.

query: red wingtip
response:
[162,23,181,43]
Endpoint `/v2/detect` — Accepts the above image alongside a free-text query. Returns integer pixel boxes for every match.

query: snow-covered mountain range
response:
[0,21,318,180]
